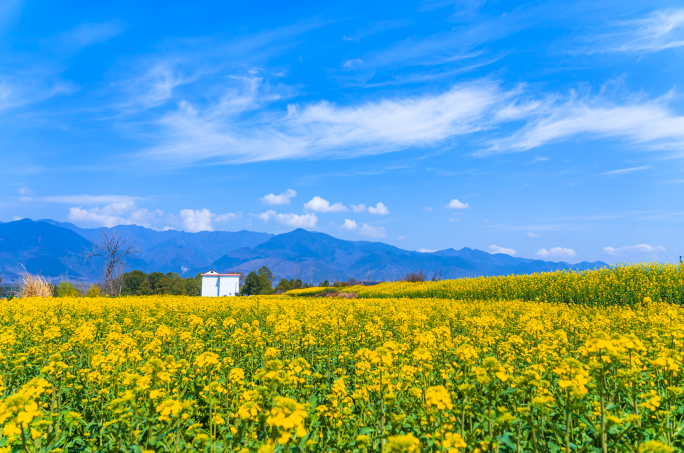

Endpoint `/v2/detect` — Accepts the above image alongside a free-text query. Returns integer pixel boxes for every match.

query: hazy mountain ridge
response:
[0,220,609,283]
[36,219,274,275]
[190,228,608,283]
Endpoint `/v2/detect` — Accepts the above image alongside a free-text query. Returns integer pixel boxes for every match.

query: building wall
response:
[202,275,240,297]
[218,276,240,297]
[201,276,219,297]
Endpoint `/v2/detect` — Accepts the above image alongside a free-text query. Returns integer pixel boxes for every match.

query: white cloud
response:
[368,202,390,215]
[599,166,651,176]
[274,213,318,228]
[351,204,367,213]
[341,219,358,230]
[13,216,23,221]
[446,199,470,209]
[125,72,684,166]
[417,248,436,253]
[530,156,549,163]
[526,232,540,238]
[535,247,577,259]
[57,20,127,51]
[257,210,276,222]
[68,202,163,229]
[41,194,143,204]
[397,235,407,240]
[66,202,236,232]
[359,223,386,238]
[486,91,684,155]
[19,197,32,203]
[215,212,241,222]
[489,244,516,255]
[424,207,433,212]
[304,196,348,213]
[587,9,684,54]
[604,244,666,255]
[0,73,75,113]
[18,187,34,195]
[137,79,508,166]
[483,219,489,223]
[343,59,363,68]
[179,209,215,232]
[260,189,296,205]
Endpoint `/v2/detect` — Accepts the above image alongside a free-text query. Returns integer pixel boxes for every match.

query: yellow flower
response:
[386,434,421,453]
[638,441,674,453]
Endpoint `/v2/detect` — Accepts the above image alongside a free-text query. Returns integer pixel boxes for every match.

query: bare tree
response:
[403,270,426,282]
[85,231,139,295]
[430,269,443,282]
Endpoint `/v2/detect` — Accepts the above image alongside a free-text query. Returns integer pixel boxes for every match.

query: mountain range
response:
[0,219,609,283]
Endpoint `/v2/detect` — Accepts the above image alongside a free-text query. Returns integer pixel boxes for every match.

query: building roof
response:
[201,270,241,277]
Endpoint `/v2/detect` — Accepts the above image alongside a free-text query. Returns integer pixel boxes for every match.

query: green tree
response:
[185,273,202,296]
[241,266,275,295]
[241,271,261,296]
[86,285,101,297]
[57,282,81,297]
[275,278,293,292]
[122,270,147,295]
[257,266,275,294]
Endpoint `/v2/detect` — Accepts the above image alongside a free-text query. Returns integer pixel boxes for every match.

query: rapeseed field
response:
[0,291,682,451]
[287,263,684,306]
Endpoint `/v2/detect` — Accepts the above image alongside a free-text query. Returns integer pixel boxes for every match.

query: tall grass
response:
[18,272,53,298]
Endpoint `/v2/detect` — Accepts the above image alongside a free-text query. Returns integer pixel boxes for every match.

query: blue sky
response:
[1,0,683,264]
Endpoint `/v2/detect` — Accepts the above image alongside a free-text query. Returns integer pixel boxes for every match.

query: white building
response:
[201,270,241,297]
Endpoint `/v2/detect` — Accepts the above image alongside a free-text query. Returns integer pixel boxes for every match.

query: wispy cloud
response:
[342,19,412,43]
[0,72,75,112]
[583,9,684,54]
[486,89,684,156]
[55,20,127,52]
[41,194,144,204]
[128,70,684,167]
[599,165,651,176]
[604,244,665,255]
[134,78,508,166]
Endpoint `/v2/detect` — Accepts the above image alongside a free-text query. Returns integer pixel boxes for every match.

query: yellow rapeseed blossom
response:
[0,278,682,451]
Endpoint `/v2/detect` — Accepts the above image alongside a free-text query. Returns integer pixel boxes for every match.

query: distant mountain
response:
[0,219,98,281]
[0,220,609,283]
[193,228,608,283]
[0,219,274,282]
[37,219,274,275]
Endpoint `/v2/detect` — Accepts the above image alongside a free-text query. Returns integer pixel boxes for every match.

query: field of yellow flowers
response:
[287,263,684,306]
[1,293,682,452]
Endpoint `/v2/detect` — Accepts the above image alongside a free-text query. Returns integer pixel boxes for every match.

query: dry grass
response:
[18,272,53,298]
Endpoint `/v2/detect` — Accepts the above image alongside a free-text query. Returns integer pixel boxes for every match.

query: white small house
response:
[201,270,241,297]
